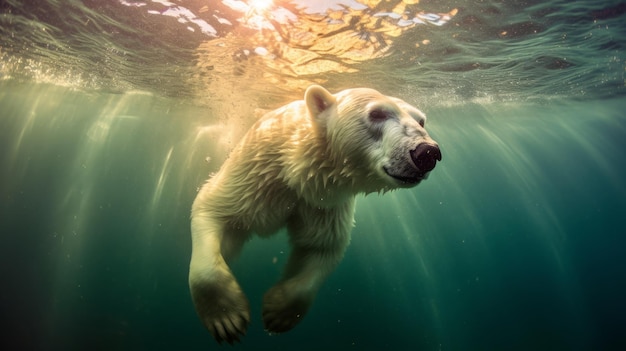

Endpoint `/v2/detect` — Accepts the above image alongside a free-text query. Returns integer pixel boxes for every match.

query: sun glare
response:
[249,0,273,11]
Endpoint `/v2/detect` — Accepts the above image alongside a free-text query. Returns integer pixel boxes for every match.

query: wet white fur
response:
[188,85,436,343]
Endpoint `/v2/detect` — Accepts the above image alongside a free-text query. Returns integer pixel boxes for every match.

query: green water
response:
[2,80,624,350]
[1,0,626,350]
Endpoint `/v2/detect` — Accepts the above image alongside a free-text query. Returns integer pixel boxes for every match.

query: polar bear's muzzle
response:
[410,142,442,177]
[383,142,442,185]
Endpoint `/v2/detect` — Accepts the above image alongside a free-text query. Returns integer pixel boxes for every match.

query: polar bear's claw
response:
[208,310,249,344]
[262,283,312,334]
[190,276,250,344]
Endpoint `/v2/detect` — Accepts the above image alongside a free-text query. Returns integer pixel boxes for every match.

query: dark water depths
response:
[1,1,626,350]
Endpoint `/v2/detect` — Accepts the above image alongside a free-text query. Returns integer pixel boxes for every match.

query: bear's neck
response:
[282,131,374,208]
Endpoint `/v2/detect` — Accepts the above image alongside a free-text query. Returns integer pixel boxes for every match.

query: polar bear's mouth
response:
[383,167,426,184]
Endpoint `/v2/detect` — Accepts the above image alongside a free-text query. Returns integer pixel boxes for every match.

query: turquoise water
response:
[1,1,625,350]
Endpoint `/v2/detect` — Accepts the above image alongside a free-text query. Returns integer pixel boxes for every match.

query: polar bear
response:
[189,85,441,344]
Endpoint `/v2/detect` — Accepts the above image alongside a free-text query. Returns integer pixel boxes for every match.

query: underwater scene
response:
[1,0,625,350]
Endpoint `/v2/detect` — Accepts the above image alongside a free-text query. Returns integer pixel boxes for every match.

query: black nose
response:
[410,143,442,173]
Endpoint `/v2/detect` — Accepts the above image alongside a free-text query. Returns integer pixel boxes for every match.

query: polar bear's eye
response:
[368,109,390,122]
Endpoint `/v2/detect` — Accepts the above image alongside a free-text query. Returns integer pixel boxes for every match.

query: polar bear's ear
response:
[305,85,336,120]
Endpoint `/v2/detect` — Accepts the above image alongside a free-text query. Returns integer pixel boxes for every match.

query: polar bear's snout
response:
[410,142,442,176]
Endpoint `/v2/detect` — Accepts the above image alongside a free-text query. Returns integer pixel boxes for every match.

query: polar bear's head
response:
[305,85,441,191]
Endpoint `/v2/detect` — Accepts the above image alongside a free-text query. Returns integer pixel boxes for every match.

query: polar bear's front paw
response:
[262,283,314,334]
[190,277,250,344]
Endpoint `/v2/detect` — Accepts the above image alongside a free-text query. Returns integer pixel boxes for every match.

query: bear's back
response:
[196,100,313,234]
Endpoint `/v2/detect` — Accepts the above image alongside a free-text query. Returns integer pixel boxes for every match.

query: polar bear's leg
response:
[262,201,355,333]
[188,213,250,344]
